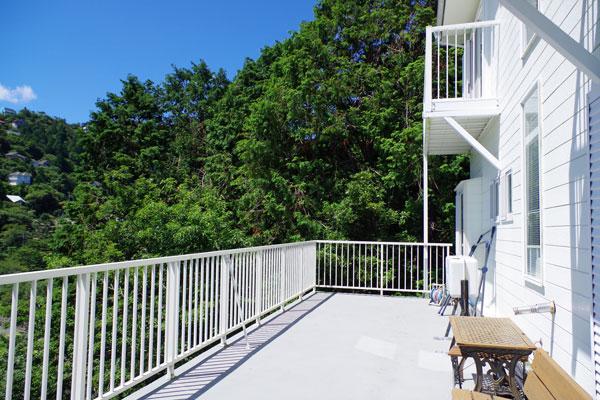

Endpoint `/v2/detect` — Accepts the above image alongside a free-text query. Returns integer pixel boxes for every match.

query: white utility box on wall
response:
[445,255,479,302]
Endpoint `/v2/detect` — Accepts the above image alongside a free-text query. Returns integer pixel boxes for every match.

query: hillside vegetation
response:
[0,0,468,270]
[0,110,80,274]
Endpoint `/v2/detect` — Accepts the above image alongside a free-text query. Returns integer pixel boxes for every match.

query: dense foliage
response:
[0,0,469,398]
[47,0,466,269]
[0,110,80,274]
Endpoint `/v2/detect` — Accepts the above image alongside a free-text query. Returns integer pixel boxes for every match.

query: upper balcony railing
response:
[0,240,450,400]
[423,21,500,116]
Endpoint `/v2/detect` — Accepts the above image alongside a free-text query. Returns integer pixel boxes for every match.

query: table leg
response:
[507,356,522,399]
[473,355,484,392]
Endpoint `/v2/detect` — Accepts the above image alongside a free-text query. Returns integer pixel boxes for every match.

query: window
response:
[505,170,513,215]
[523,85,541,281]
[522,0,539,56]
[490,178,499,222]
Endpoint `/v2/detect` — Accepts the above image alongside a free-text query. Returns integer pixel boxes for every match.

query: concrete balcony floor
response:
[128,292,454,400]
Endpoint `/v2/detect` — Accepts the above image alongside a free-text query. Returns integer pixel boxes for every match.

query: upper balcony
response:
[423,21,501,156]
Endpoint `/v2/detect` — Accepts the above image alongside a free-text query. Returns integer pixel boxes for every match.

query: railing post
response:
[255,251,263,325]
[424,26,433,112]
[312,242,317,292]
[165,261,180,378]
[379,244,384,295]
[423,245,430,296]
[71,273,90,399]
[219,255,230,345]
[280,248,286,310]
[300,246,304,300]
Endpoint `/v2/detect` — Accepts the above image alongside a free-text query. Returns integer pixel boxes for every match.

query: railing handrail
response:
[316,240,451,246]
[0,240,451,285]
[428,19,500,33]
[0,240,314,286]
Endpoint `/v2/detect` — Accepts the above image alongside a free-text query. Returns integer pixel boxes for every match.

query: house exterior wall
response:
[464,0,598,393]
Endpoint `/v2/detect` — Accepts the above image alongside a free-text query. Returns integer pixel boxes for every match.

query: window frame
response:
[490,176,500,224]
[521,0,540,59]
[521,81,543,286]
[502,169,513,222]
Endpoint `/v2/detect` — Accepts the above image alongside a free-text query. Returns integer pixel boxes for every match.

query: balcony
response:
[423,21,500,156]
[0,240,452,400]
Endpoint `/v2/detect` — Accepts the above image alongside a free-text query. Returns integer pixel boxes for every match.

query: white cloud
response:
[0,83,37,104]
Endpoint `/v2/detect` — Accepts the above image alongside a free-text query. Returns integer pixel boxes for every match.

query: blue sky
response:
[0,1,316,123]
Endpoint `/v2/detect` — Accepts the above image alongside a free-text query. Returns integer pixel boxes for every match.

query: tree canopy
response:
[48,0,466,268]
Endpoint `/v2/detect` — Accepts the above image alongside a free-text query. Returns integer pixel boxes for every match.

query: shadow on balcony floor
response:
[130,292,454,400]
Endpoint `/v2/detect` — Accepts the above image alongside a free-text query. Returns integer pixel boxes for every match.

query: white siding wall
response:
[467,0,598,393]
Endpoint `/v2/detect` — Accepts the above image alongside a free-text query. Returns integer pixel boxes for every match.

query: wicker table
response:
[449,316,536,399]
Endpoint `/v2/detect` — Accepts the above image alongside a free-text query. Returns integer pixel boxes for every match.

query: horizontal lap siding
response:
[589,87,600,397]
[468,0,597,394]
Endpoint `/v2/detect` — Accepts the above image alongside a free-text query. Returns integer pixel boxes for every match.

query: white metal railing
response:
[423,21,500,113]
[0,241,316,400]
[316,241,451,294]
[0,239,450,399]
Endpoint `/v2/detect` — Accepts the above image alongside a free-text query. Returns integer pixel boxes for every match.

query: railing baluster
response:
[256,251,263,322]
[202,258,208,341]
[187,260,193,350]
[181,261,187,353]
[417,245,420,290]
[464,28,467,96]
[436,32,440,99]
[99,272,109,396]
[156,265,163,367]
[454,30,458,97]
[24,280,37,400]
[131,267,139,381]
[86,273,97,399]
[147,264,155,368]
[379,244,384,295]
[120,268,130,386]
[220,256,230,344]
[280,249,285,309]
[209,257,215,340]
[56,277,68,400]
[194,259,199,347]
[140,266,148,374]
[41,279,53,400]
[5,283,18,400]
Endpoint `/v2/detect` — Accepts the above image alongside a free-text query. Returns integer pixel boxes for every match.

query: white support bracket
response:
[500,0,600,84]
[444,117,501,170]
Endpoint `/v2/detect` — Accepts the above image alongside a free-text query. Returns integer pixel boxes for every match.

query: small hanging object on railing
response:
[513,301,556,316]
